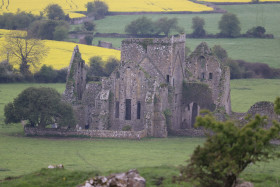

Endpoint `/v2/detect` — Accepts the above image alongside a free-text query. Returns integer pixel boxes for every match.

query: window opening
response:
[115,101,119,118]
[137,101,141,119]
[125,99,131,120]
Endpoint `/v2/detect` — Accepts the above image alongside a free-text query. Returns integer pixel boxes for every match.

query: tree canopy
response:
[125,16,183,36]
[178,97,280,187]
[86,0,108,19]
[44,4,65,20]
[4,87,76,128]
[191,16,206,38]
[218,13,241,38]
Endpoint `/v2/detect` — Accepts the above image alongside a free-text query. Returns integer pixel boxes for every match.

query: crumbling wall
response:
[63,45,87,103]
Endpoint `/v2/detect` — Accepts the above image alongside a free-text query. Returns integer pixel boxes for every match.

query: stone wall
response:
[170,129,209,137]
[24,127,147,140]
[98,41,113,49]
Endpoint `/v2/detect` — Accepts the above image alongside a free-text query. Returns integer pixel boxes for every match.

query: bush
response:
[246,26,266,38]
[84,35,94,45]
[34,65,67,83]
[4,87,76,128]
[0,11,41,30]
[83,21,95,31]
[28,20,69,40]
[178,103,280,187]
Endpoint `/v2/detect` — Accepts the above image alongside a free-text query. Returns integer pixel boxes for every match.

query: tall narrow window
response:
[209,73,213,80]
[202,72,205,79]
[166,75,170,83]
[115,101,119,118]
[137,101,141,119]
[125,99,131,120]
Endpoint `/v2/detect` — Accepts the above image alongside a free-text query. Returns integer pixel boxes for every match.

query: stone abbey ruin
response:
[62,34,231,138]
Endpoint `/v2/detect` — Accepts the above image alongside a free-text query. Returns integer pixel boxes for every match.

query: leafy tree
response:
[44,4,65,20]
[155,17,181,36]
[191,16,206,38]
[53,25,68,41]
[87,56,106,78]
[125,16,155,35]
[0,32,48,75]
[218,13,241,38]
[86,1,108,19]
[178,100,280,187]
[212,45,228,62]
[28,20,69,40]
[4,87,76,128]
[0,11,41,30]
[83,21,95,31]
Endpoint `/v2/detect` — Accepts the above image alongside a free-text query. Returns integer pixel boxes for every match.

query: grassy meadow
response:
[0,79,280,186]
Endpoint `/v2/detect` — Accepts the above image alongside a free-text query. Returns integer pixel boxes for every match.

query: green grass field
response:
[0,80,279,186]
[93,4,280,68]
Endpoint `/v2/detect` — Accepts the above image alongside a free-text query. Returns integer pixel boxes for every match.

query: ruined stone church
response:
[63,34,231,138]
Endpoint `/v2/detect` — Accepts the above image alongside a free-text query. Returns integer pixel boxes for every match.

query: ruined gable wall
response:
[185,42,231,114]
[63,46,87,103]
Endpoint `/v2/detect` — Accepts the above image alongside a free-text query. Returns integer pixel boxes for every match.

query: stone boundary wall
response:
[169,129,209,137]
[24,127,147,139]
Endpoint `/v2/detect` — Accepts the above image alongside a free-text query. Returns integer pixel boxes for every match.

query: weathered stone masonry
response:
[63,35,232,138]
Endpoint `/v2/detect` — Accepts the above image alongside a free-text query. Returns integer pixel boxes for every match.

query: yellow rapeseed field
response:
[198,0,280,2]
[0,30,121,72]
[42,40,120,71]
[0,0,213,18]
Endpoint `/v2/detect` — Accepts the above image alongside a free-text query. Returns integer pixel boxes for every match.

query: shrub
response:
[83,21,95,31]
[125,16,155,35]
[44,4,65,20]
[178,100,280,187]
[246,26,266,38]
[84,35,94,45]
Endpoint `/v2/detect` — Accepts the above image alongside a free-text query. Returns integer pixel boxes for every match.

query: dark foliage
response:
[125,16,183,36]
[178,100,280,187]
[227,59,280,79]
[86,1,108,19]
[87,56,119,81]
[4,87,76,128]
[84,35,94,45]
[125,16,155,35]
[28,20,69,40]
[44,4,65,20]
[218,13,241,38]
[191,16,206,38]
[0,11,41,30]
[212,45,228,62]
[83,21,95,31]
[246,26,267,38]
